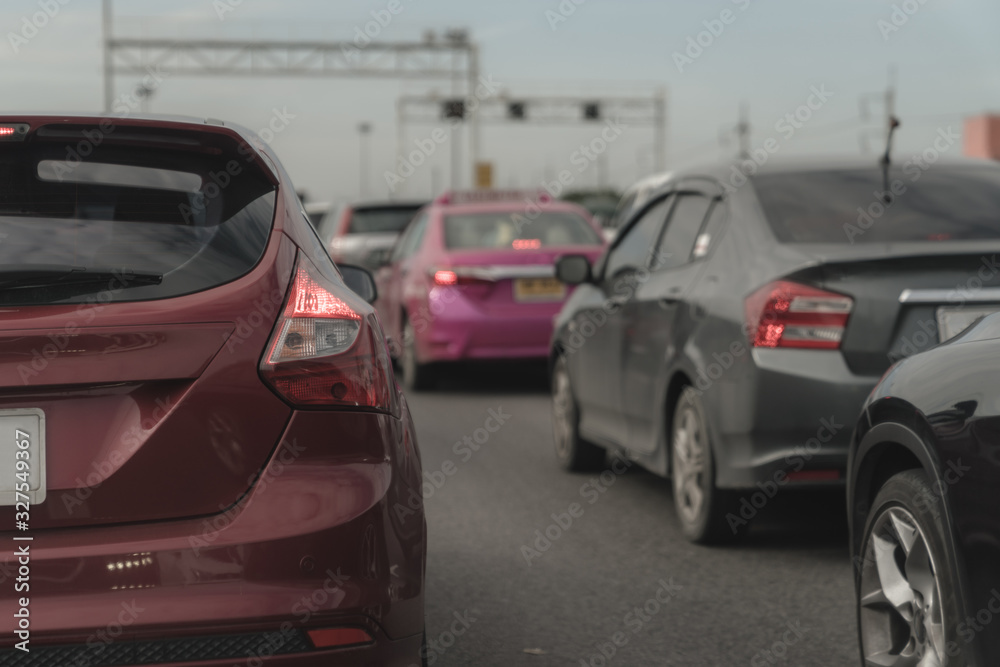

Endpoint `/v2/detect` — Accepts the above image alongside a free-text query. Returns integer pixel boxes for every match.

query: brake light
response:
[745,281,853,349]
[513,239,542,250]
[430,267,494,287]
[433,270,458,286]
[260,253,396,413]
[0,123,28,142]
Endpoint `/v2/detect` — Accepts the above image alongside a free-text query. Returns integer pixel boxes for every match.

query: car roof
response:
[620,156,1000,207]
[351,200,428,208]
[429,200,592,216]
[304,202,332,214]
[0,112,281,184]
[0,112,250,133]
[673,155,999,181]
[624,171,674,194]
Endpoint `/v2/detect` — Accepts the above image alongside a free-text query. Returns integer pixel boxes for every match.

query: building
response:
[964,115,1000,160]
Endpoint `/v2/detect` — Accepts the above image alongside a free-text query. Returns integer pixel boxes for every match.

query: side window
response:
[609,192,638,230]
[655,195,714,271]
[391,212,428,262]
[604,195,672,280]
[692,200,727,260]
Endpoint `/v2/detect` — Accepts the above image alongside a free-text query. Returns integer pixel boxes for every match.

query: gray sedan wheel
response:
[670,387,735,544]
[551,354,605,472]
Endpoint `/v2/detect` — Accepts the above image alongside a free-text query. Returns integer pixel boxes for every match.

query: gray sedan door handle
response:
[608,294,630,307]
[659,287,682,307]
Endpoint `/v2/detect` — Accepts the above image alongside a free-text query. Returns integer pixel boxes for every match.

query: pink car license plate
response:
[514,277,566,302]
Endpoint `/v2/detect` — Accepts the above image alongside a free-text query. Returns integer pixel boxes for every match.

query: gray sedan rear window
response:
[754,167,1000,244]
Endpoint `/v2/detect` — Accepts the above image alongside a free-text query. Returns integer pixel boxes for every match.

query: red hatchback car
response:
[375,192,606,389]
[0,116,426,666]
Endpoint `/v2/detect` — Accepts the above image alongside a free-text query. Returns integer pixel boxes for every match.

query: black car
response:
[550,157,1000,544]
[848,312,1000,666]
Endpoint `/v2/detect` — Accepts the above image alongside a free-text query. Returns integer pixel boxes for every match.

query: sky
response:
[0,0,998,203]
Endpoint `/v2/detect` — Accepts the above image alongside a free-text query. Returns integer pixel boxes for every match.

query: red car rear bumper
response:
[0,407,427,666]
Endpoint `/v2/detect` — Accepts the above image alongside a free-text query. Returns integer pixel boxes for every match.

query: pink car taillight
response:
[745,280,853,349]
[433,269,459,286]
[430,266,495,299]
[260,254,395,412]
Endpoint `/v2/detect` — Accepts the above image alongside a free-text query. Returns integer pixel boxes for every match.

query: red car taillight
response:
[260,253,395,413]
[745,280,853,349]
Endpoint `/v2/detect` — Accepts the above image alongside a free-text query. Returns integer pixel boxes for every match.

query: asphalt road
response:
[407,362,859,667]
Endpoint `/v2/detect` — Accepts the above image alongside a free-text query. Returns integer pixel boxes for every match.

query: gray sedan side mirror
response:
[555,255,593,286]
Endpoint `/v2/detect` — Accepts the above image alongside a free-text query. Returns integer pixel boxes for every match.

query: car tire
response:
[670,387,736,545]
[857,469,971,666]
[551,354,606,472]
[401,319,436,391]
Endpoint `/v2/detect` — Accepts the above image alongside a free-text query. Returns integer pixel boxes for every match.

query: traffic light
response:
[443,100,466,120]
[583,102,601,120]
[508,101,526,120]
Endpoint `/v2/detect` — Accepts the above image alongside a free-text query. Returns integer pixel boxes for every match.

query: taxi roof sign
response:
[435,190,554,206]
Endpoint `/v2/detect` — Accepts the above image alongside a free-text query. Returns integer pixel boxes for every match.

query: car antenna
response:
[880,116,901,204]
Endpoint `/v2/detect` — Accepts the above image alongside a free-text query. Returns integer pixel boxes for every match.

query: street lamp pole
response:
[358,122,372,200]
[102,0,113,112]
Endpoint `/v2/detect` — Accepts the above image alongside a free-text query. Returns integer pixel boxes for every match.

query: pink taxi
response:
[375,191,606,389]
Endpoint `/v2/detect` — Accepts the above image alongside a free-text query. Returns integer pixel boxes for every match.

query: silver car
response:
[309,200,427,271]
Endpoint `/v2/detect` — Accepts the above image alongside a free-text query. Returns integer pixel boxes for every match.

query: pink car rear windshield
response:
[444,211,601,250]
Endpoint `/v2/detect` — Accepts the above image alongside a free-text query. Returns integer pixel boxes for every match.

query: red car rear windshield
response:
[443,211,601,250]
[0,123,276,306]
[754,166,1000,244]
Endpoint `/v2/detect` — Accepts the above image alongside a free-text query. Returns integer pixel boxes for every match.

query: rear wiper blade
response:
[0,265,162,290]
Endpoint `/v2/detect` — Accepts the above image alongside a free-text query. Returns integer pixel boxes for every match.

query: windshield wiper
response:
[0,265,163,290]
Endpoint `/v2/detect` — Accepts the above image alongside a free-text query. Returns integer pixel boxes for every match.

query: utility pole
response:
[431,166,442,199]
[358,122,372,200]
[720,103,750,160]
[135,84,154,113]
[102,0,113,112]
[395,97,405,200]
[736,103,751,160]
[468,42,481,189]
[653,87,667,172]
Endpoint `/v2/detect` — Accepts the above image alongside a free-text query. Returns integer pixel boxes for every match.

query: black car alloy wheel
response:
[858,470,969,666]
